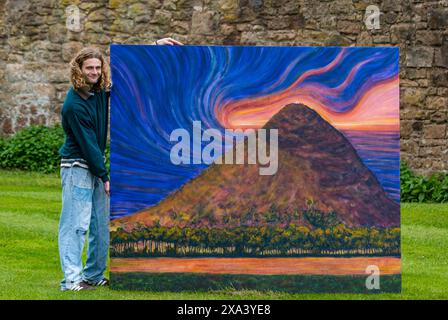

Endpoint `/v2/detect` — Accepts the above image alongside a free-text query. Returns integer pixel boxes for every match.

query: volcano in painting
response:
[109,45,400,293]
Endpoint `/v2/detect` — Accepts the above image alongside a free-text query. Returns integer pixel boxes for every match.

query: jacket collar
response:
[76,87,95,100]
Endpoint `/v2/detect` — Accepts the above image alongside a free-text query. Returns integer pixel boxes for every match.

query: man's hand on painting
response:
[155,38,183,45]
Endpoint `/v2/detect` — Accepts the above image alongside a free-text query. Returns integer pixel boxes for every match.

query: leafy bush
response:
[0,125,111,174]
[0,125,65,173]
[400,161,448,203]
[432,175,448,203]
[0,137,7,155]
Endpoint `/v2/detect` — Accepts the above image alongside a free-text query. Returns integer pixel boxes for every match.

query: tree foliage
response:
[111,205,400,258]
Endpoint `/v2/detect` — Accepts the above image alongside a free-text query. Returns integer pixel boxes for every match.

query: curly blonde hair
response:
[70,47,111,91]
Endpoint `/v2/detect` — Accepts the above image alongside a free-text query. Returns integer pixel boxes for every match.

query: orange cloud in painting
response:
[216,48,399,132]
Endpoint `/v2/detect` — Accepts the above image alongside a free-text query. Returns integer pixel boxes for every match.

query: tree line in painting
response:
[111,203,400,258]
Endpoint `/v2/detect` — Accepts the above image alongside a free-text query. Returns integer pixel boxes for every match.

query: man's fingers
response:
[158,38,183,45]
[168,38,183,45]
[104,181,110,196]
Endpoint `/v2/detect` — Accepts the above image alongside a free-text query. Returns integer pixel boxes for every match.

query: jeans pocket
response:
[71,167,94,189]
[72,166,93,202]
[73,185,92,202]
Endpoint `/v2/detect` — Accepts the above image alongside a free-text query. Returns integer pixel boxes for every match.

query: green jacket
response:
[59,87,109,182]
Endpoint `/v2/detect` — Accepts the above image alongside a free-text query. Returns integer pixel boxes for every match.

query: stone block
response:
[191,9,218,35]
[400,140,417,154]
[127,3,148,19]
[88,9,108,22]
[428,8,448,29]
[438,88,448,96]
[85,33,111,45]
[30,114,47,125]
[219,0,239,22]
[426,96,448,111]
[240,31,268,45]
[405,46,434,67]
[400,108,428,122]
[110,18,135,33]
[267,30,296,42]
[381,0,402,12]
[31,83,56,100]
[415,30,442,46]
[337,20,361,35]
[78,2,98,11]
[48,24,67,43]
[390,23,415,44]
[325,33,352,46]
[171,9,194,21]
[405,68,427,80]
[220,24,235,36]
[171,20,190,34]
[84,21,104,33]
[417,79,429,87]
[46,65,69,83]
[400,121,412,138]
[147,0,163,9]
[372,35,390,44]
[135,15,151,24]
[419,146,444,158]
[108,0,126,10]
[67,31,82,42]
[434,48,447,68]
[266,17,292,30]
[424,124,446,139]
[152,9,173,26]
[435,36,448,68]
[278,0,300,15]
[62,41,83,62]
[431,68,448,87]
[162,0,176,11]
[384,11,398,24]
[16,116,28,128]
[2,118,13,135]
[6,64,46,82]
[411,121,423,132]
[431,111,447,124]
[421,138,446,147]
[356,31,373,46]
[318,15,337,29]
[402,87,426,106]
[24,14,45,27]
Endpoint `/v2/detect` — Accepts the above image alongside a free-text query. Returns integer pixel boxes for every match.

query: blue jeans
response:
[58,166,109,290]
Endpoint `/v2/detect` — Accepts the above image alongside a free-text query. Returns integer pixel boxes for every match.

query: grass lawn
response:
[0,169,447,300]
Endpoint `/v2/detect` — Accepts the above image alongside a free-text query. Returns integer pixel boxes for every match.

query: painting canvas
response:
[109,45,401,293]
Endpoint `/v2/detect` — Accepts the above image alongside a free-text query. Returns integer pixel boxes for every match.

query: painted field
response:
[111,257,401,275]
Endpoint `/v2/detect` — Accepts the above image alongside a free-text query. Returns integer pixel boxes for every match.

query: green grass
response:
[0,169,447,300]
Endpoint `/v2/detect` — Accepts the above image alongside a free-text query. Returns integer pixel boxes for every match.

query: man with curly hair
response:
[58,38,182,291]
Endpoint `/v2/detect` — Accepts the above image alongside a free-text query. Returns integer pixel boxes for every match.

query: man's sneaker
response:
[62,281,95,291]
[85,278,109,287]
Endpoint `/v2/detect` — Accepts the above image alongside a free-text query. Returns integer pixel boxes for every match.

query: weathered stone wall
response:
[0,0,447,175]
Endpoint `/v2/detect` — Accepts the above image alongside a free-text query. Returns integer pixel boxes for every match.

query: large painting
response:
[109,45,400,293]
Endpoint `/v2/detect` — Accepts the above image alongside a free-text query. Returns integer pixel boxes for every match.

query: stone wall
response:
[0,0,447,175]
